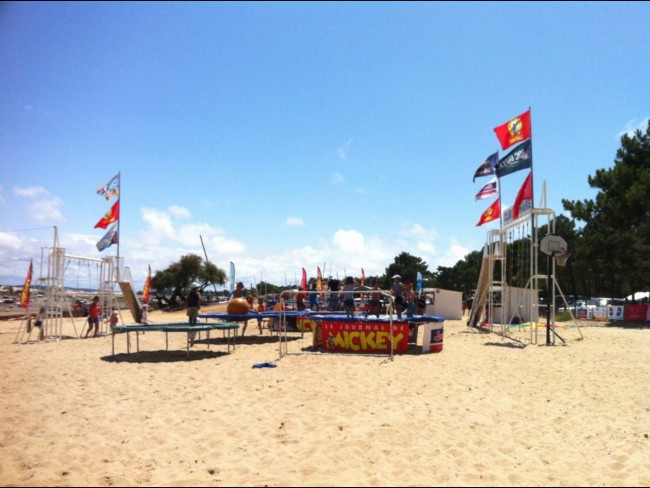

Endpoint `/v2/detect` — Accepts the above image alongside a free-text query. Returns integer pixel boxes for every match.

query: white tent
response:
[625,291,649,301]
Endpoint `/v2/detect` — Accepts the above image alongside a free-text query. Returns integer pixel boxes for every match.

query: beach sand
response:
[0,306,648,487]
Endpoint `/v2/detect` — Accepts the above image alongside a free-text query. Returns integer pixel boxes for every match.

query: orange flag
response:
[20,259,33,309]
[94,200,120,229]
[142,265,152,303]
[476,199,501,227]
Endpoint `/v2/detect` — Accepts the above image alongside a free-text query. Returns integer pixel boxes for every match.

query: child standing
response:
[107,310,119,328]
[32,306,46,341]
[85,296,101,338]
[343,276,357,318]
[404,282,417,319]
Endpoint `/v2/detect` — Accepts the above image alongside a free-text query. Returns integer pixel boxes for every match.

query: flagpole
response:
[528,108,538,324]
[497,174,503,230]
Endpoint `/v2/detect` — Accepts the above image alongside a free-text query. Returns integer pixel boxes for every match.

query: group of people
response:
[26,294,123,341]
[181,274,427,346]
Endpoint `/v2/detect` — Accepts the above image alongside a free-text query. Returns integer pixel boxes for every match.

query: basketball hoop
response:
[555,252,570,267]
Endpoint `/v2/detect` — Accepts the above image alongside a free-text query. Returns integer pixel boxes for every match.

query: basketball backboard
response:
[540,234,568,256]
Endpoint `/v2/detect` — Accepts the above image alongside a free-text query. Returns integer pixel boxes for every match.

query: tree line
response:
[150,121,649,307]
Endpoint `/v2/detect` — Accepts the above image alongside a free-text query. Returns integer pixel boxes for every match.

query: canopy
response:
[625,291,649,301]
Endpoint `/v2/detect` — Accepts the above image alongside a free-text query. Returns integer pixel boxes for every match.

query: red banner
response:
[319,320,409,354]
[94,200,120,229]
[624,304,646,322]
[493,109,531,150]
[512,171,533,220]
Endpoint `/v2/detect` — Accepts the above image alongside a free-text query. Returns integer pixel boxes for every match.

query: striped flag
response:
[475,177,498,201]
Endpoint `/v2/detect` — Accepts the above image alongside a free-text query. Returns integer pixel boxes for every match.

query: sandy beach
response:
[0,306,648,487]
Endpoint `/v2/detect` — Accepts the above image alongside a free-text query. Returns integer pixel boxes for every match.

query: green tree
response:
[382,252,432,289]
[150,254,226,308]
[562,120,650,297]
[432,250,482,295]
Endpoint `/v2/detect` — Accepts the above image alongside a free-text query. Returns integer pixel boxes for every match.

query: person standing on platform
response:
[229,281,245,300]
[308,282,319,311]
[367,281,382,317]
[403,281,417,319]
[241,294,257,337]
[255,296,266,334]
[187,282,201,347]
[342,276,357,318]
[296,288,306,311]
[391,275,404,319]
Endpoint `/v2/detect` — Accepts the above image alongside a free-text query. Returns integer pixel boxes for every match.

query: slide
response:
[468,245,494,330]
[118,281,142,323]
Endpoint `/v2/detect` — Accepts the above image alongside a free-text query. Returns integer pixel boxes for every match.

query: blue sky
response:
[1,2,648,291]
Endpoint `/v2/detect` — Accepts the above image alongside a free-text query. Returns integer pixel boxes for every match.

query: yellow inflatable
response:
[227,298,250,315]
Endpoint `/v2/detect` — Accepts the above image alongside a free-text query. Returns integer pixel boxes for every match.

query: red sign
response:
[624,304,646,322]
[319,320,409,354]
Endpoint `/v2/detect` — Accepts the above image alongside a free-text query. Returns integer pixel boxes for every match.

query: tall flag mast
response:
[95,171,121,277]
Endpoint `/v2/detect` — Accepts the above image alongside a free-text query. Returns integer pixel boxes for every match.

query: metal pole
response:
[546,254,552,346]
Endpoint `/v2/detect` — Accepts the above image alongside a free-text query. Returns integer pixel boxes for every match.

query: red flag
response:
[512,171,533,220]
[142,265,152,304]
[476,199,501,227]
[94,200,120,229]
[300,268,307,291]
[20,259,33,309]
[493,109,531,150]
[317,267,323,291]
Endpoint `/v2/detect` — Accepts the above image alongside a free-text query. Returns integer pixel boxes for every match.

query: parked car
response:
[587,297,611,308]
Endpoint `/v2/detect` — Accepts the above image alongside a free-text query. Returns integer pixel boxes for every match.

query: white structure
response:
[468,186,583,345]
[32,227,124,341]
[423,288,462,320]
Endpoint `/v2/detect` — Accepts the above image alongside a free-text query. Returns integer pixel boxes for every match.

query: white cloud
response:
[338,139,352,160]
[140,208,176,244]
[617,117,649,140]
[26,196,63,223]
[331,172,344,183]
[401,222,438,241]
[332,229,365,253]
[13,186,47,198]
[168,205,191,219]
[438,243,472,268]
[12,186,64,223]
[139,206,246,257]
[286,217,305,227]
[0,232,23,251]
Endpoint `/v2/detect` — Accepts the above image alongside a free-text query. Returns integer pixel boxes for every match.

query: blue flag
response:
[496,140,532,178]
[416,272,423,298]
[229,262,235,293]
[473,152,499,182]
[96,224,118,252]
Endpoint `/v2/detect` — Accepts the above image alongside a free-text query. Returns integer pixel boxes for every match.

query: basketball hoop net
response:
[555,252,570,267]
